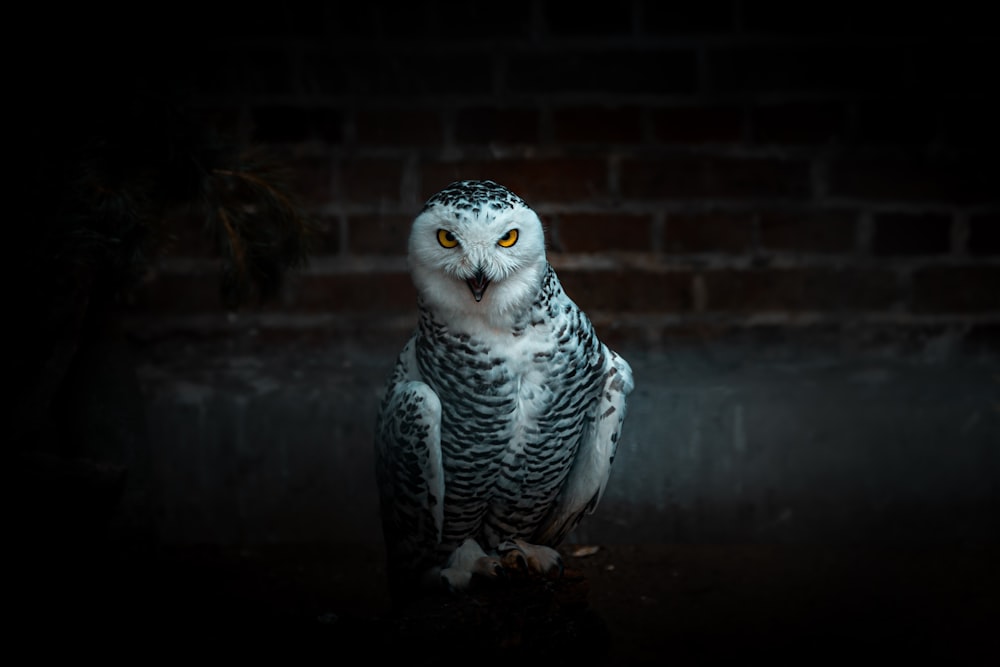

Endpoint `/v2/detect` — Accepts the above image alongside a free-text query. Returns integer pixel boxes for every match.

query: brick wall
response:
[109,1,998,353]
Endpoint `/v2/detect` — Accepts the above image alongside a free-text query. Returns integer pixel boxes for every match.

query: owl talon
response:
[499,547,528,572]
[440,538,504,592]
[498,538,564,578]
[476,555,504,580]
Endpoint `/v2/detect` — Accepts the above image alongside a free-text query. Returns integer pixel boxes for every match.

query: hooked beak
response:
[466,268,490,302]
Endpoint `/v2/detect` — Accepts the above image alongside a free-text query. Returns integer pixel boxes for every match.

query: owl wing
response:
[533,348,634,546]
[374,339,445,598]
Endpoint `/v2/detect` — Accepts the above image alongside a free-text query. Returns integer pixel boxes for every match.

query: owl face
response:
[409,180,547,326]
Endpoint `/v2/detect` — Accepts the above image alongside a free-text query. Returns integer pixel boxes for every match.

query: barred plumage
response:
[374,180,634,601]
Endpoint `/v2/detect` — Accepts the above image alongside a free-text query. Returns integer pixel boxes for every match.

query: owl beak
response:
[466,269,490,302]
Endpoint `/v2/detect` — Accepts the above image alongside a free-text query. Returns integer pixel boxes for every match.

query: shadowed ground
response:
[11,540,998,663]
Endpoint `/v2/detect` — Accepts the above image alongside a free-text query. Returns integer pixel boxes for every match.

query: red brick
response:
[340,159,404,204]
[307,51,494,97]
[853,99,941,147]
[183,6,329,38]
[553,213,653,253]
[355,109,443,146]
[912,266,1000,313]
[702,268,898,312]
[307,216,341,255]
[299,49,362,95]
[129,274,228,314]
[348,214,412,255]
[910,43,998,93]
[288,272,416,313]
[650,106,743,144]
[542,1,632,35]
[557,269,695,313]
[708,46,900,94]
[273,153,334,207]
[751,102,846,145]
[552,107,643,144]
[508,50,697,94]
[665,213,754,253]
[185,106,245,141]
[189,47,293,96]
[828,156,999,204]
[642,2,738,34]
[936,98,1000,154]
[741,3,912,32]
[421,158,607,203]
[872,213,951,256]
[251,106,343,144]
[620,158,700,198]
[540,220,558,252]
[432,2,533,38]
[968,213,1000,255]
[712,158,813,198]
[454,107,539,145]
[620,157,810,199]
[759,210,857,253]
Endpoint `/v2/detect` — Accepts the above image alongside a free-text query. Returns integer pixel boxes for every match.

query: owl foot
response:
[440,537,504,593]
[497,538,564,578]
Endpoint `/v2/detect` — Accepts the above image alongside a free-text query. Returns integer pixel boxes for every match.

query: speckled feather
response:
[375,180,633,599]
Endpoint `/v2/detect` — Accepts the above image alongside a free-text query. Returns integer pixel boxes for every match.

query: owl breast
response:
[414,286,606,553]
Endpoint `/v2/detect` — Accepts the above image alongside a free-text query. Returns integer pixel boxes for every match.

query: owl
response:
[374,180,633,602]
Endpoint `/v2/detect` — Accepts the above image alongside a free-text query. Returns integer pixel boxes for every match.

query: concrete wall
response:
[132,334,999,546]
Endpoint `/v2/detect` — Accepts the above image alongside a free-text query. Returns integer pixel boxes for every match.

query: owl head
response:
[409,180,547,328]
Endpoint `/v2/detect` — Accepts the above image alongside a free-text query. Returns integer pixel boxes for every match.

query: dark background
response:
[9,1,998,661]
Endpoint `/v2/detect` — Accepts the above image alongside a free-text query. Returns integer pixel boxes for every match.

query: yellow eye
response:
[437,229,459,248]
[498,229,519,248]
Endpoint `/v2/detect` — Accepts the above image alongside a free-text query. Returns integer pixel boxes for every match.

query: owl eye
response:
[437,229,459,248]
[498,229,519,248]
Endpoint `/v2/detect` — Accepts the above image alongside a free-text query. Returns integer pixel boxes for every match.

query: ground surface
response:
[13,540,999,663]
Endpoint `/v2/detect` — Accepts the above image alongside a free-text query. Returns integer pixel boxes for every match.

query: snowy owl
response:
[374,179,634,602]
